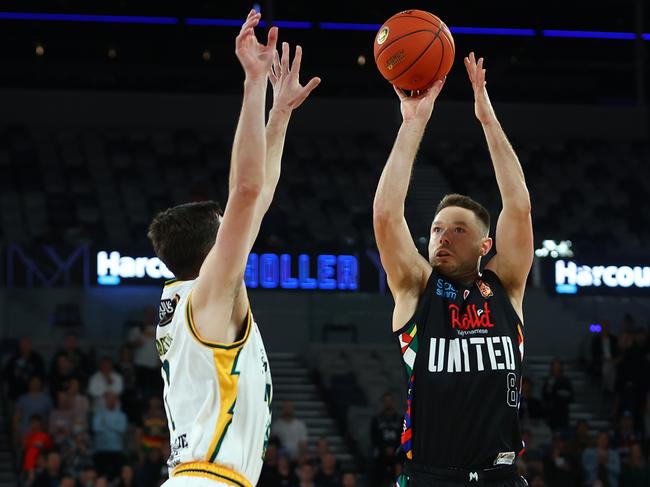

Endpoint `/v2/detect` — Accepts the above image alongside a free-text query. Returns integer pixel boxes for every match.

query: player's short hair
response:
[435,193,490,237]
[148,201,222,280]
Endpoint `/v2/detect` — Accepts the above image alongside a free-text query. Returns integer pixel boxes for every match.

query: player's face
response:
[428,206,491,280]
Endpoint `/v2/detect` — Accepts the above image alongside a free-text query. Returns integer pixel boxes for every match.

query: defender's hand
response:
[269,42,321,112]
[235,9,279,81]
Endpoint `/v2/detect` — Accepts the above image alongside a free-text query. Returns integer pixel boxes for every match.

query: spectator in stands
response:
[22,415,52,474]
[67,377,90,421]
[370,391,402,486]
[5,337,45,399]
[542,433,582,487]
[565,419,593,459]
[31,450,64,487]
[59,474,75,487]
[296,463,316,487]
[582,431,621,487]
[61,427,92,478]
[615,327,646,423]
[115,464,136,487]
[51,332,90,385]
[614,410,642,462]
[542,358,574,431]
[314,453,340,487]
[116,346,140,424]
[371,392,402,454]
[619,443,649,486]
[95,476,109,487]
[519,377,545,423]
[276,454,298,487]
[127,306,161,394]
[49,391,75,446]
[591,322,619,395]
[78,466,98,487]
[136,396,167,458]
[316,436,331,460]
[135,447,166,487]
[92,392,127,479]
[49,355,77,400]
[272,400,308,460]
[259,439,280,485]
[14,376,54,442]
[341,471,358,487]
[88,357,124,411]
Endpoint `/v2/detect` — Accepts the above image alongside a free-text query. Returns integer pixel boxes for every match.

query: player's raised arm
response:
[191,10,277,341]
[373,81,445,325]
[465,52,533,309]
[257,43,320,220]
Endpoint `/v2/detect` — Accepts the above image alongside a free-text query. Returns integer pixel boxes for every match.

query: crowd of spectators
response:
[3,309,167,487]
[259,401,359,487]
[4,311,649,487]
[518,313,650,486]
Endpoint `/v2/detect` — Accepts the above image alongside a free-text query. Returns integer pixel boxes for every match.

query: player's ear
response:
[480,237,493,257]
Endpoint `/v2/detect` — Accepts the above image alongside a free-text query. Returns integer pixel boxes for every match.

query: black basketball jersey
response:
[394,268,524,469]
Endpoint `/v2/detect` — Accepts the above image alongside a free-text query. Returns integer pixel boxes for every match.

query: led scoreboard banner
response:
[96,250,362,291]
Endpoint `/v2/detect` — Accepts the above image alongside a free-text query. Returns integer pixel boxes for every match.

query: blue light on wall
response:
[318,22,381,31]
[542,30,636,40]
[0,12,178,24]
[450,27,535,36]
[0,12,648,42]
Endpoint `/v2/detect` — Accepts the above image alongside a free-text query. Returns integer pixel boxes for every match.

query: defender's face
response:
[428,206,489,278]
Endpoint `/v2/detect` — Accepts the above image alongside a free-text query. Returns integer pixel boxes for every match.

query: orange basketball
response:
[373,10,455,91]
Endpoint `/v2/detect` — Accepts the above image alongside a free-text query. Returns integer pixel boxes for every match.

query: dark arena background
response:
[0,1,649,486]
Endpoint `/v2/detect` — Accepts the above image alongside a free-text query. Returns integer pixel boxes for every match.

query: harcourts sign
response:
[554,259,650,295]
[97,251,174,285]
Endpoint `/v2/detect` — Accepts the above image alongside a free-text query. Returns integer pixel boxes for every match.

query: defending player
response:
[373,53,533,486]
[147,10,320,487]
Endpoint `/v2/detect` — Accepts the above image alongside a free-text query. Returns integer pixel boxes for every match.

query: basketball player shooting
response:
[373,52,533,487]
[147,10,319,487]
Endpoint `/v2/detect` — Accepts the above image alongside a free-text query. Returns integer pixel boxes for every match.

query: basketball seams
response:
[375,10,455,90]
[375,29,437,60]
[385,22,444,84]
[420,36,446,90]
[387,35,438,82]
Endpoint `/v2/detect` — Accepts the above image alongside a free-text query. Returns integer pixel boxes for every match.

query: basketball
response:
[373,10,455,91]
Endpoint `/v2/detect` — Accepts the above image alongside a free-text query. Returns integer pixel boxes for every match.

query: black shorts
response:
[399,462,528,487]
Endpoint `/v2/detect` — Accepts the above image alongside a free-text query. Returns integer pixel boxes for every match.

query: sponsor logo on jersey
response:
[449,302,494,331]
[158,294,180,327]
[156,335,173,357]
[494,451,516,465]
[477,279,493,298]
[435,278,458,300]
[167,433,188,469]
[428,336,517,373]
